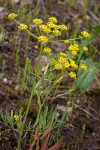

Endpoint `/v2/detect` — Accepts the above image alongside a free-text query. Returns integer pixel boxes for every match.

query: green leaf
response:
[75,58,96,91]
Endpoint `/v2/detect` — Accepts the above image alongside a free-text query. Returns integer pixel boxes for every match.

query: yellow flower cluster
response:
[30,16,68,39]
[39,25,51,33]
[64,61,70,68]
[59,52,66,57]
[59,25,68,30]
[34,45,39,49]
[81,31,90,38]
[64,39,70,44]
[18,24,28,30]
[58,57,67,64]
[48,17,57,23]
[47,22,58,29]
[14,115,19,121]
[52,29,61,36]
[83,46,88,51]
[68,72,76,78]
[38,36,48,43]
[68,44,79,55]
[80,64,87,70]
[55,63,62,69]
[46,21,68,31]
[55,55,70,70]
[33,18,43,25]
[69,59,78,69]
[8,13,18,20]
[43,47,51,53]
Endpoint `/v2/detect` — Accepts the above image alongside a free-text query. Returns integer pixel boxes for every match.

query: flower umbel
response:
[55,63,62,69]
[68,72,76,78]
[18,24,28,30]
[38,36,48,43]
[33,18,43,25]
[83,46,88,51]
[64,61,70,68]
[14,115,19,121]
[68,43,79,55]
[34,45,39,49]
[48,17,57,23]
[81,31,90,38]
[52,30,61,36]
[8,13,18,20]
[58,57,67,64]
[39,25,51,33]
[59,52,66,57]
[80,64,87,70]
[59,24,68,30]
[64,39,70,44]
[69,59,78,69]
[43,47,51,53]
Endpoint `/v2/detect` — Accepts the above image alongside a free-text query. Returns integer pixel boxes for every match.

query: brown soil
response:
[0,0,100,149]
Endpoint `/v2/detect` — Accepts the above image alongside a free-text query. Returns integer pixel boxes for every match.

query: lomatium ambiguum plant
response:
[8,13,91,80]
[7,13,99,150]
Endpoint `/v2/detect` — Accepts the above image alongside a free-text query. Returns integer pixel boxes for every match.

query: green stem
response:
[17,87,34,150]
[14,19,38,40]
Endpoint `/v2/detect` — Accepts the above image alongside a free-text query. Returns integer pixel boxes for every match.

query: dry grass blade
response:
[29,127,39,150]
[40,130,51,150]
[48,138,63,150]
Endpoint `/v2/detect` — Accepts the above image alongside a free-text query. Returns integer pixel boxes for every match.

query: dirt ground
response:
[0,0,100,149]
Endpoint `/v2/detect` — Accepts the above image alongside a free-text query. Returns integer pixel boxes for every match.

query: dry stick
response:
[73,103,98,120]
[51,93,99,120]
[88,10,100,23]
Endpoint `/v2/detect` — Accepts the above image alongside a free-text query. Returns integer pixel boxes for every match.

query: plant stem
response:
[17,87,34,150]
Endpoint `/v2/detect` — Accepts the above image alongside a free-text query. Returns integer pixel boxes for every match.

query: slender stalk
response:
[17,86,34,150]
[14,19,38,40]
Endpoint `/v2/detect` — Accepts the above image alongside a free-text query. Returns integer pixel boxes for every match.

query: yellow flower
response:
[55,63,62,69]
[71,51,78,55]
[59,25,68,30]
[59,52,66,57]
[8,13,18,20]
[38,36,48,43]
[80,64,87,70]
[58,57,67,63]
[69,59,75,64]
[34,45,39,49]
[43,47,51,53]
[81,31,90,38]
[69,59,78,69]
[74,44,79,47]
[83,46,88,51]
[18,24,28,30]
[47,22,59,29]
[52,30,61,36]
[64,39,70,44]
[68,43,79,55]
[48,17,57,23]
[68,44,79,51]
[64,61,70,68]
[39,25,51,33]
[68,72,76,78]
[33,18,43,25]
[14,115,19,121]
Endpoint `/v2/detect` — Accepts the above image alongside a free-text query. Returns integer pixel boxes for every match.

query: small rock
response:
[2,78,8,84]
[0,7,4,12]
[11,0,20,4]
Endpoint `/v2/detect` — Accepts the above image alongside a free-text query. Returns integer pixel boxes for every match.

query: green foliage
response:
[76,58,97,90]
[0,109,14,127]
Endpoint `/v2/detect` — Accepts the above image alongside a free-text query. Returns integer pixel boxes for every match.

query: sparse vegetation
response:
[0,0,100,150]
